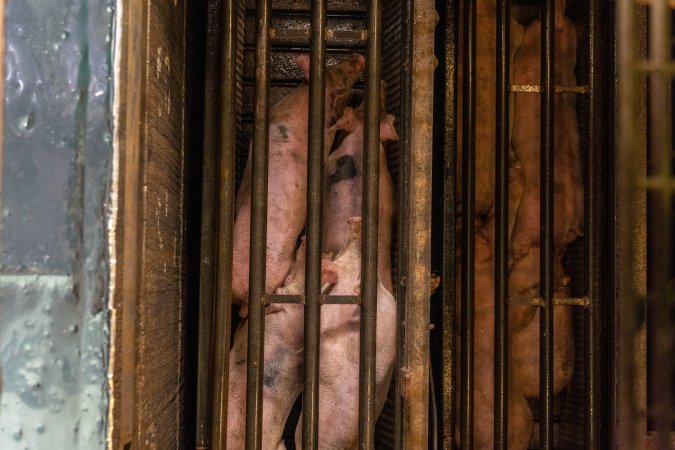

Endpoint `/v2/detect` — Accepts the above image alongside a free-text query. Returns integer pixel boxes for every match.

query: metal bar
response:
[617,2,648,448]
[441,1,458,449]
[210,0,238,446]
[539,0,555,448]
[494,0,510,447]
[395,0,414,444]
[647,1,673,448]
[508,296,590,307]
[245,0,270,445]
[585,0,602,447]
[402,0,435,447]
[269,28,368,43]
[359,0,381,445]
[509,84,590,94]
[301,0,326,447]
[196,0,222,447]
[460,0,476,448]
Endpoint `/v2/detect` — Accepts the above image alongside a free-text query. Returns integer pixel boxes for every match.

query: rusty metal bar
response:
[209,0,240,446]
[585,0,602,447]
[245,0,270,446]
[539,0,555,447]
[395,0,413,445]
[301,0,327,447]
[494,0,510,447]
[460,0,476,448]
[616,1,647,448]
[358,0,381,446]
[402,0,435,447]
[509,84,590,94]
[441,1,458,449]
[508,296,590,307]
[196,0,223,447]
[647,1,673,447]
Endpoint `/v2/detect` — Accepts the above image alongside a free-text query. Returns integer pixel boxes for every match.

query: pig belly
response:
[226,305,304,450]
[296,288,396,450]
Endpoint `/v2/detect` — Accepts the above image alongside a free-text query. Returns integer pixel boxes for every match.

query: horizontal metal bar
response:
[322,295,361,305]
[507,296,590,307]
[265,294,361,305]
[638,175,675,192]
[634,60,675,73]
[509,84,589,94]
[270,28,367,43]
[267,294,306,304]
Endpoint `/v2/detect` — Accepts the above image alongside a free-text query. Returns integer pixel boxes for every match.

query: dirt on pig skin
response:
[295,218,396,450]
[231,53,366,314]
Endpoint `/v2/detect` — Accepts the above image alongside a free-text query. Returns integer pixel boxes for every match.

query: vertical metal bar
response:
[196,0,222,447]
[395,0,413,445]
[616,0,639,448]
[210,0,238,446]
[585,0,602,447]
[245,0,270,446]
[539,0,555,448]
[359,0,381,446]
[442,1,458,449]
[460,0,476,448]
[494,0,510,448]
[647,1,673,448]
[302,0,326,447]
[402,0,435,446]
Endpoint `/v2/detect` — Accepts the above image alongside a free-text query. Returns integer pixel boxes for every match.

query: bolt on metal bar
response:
[209,0,239,447]
[441,1,459,449]
[585,0,602,447]
[196,0,223,447]
[301,0,327,447]
[358,0,381,446]
[539,0,555,448]
[647,1,674,448]
[245,0,270,446]
[494,0,510,447]
[460,0,476,448]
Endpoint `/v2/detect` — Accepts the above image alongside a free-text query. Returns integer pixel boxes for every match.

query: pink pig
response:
[232,53,366,315]
[322,98,398,293]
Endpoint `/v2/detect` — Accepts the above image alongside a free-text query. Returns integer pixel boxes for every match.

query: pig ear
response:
[380,114,399,142]
[321,260,339,285]
[330,107,357,133]
[295,54,311,81]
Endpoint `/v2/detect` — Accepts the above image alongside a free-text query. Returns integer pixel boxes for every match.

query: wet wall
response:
[0,0,114,448]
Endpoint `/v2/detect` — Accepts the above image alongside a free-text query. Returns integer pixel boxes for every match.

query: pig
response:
[227,239,342,450]
[232,53,366,314]
[456,227,573,450]
[509,0,583,263]
[295,217,397,450]
[456,0,525,217]
[322,99,398,293]
[226,241,306,450]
